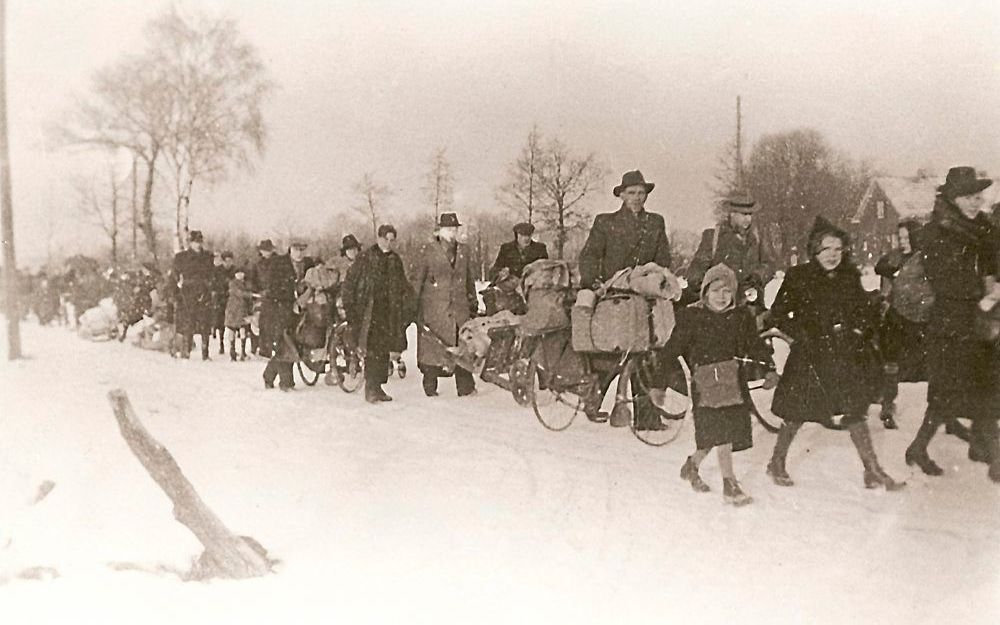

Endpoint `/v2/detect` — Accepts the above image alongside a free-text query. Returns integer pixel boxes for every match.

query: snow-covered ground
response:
[1,321,999,625]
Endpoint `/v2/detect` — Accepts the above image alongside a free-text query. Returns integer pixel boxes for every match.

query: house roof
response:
[853,173,1000,224]
[852,176,942,223]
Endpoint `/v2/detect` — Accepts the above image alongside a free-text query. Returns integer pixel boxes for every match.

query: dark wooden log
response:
[107,389,271,580]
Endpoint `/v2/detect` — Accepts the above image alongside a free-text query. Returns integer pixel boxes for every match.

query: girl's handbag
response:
[691,359,743,408]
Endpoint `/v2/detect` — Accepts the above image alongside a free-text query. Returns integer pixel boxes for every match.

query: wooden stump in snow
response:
[107,389,272,580]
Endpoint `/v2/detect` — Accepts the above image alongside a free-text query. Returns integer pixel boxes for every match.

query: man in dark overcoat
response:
[250,240,276,357]
[410,212,478,397]
[578,170,673,430]
[489,222,548,282]
[172,230,216,359]
[684,192,773,307]
[342,224,414,403]
[257,243,298,390]
[210,251,237,354]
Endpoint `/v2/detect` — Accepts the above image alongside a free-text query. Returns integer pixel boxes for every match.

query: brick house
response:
[850,175,942,265]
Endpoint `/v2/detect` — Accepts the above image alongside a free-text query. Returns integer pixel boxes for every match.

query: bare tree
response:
[497,126,544,224]
[535,138,606,259]
[744,128,873,264]
[54,5,272,257]
[74,166,125,266]
[150,6,272,251]
[423,147,454,222]
[353,172,391,240]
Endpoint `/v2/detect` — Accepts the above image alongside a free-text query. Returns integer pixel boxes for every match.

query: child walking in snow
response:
[663,263,778,505]
[225,268,253,361]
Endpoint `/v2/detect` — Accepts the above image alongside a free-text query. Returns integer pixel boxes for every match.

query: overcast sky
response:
[6,0,999,265]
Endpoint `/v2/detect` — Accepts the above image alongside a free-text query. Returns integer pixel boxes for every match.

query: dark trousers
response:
[263,358,294,388]
[420,364,475,395]
[365,349,389,386]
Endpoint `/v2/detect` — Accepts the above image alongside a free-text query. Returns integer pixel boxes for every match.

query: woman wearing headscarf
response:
[905,167,1000,483]
[766,216,903,491]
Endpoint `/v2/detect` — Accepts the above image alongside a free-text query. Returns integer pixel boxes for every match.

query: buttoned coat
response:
[578,206,672,287]
[410,238,477,368]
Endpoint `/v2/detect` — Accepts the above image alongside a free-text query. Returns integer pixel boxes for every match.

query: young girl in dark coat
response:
[766,217,904,491]
[665,263,778,505]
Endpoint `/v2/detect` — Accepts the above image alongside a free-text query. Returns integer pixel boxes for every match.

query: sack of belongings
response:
[572,263,681,353]
[519,259,572,336]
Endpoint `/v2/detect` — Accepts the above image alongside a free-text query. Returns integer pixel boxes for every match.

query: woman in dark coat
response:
[873,219,929,428]
[665,263,778,505]
[905,167,999,482]
[766,216,903,491]
[342,225,414,402]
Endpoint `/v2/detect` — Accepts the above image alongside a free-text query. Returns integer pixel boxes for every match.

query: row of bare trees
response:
[54,5,272,264]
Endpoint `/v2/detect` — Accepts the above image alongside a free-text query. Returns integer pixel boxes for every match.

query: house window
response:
[876,200,885,219]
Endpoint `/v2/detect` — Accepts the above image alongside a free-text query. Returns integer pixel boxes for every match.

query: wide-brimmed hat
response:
[513,222,535,236]
[437,212,461,228]
[341,234,361,254]
[257,239,275,252]
[188,230,204,243]
[724,192,757,215]
[937,166,993,199]
[613,170,655,197]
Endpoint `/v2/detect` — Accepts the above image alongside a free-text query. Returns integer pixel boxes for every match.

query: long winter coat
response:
[172,248,215,335]
[578,206,672,288]
[342,244,414,353]
[663,264,775,451]
[256,253,298,357]
[922,198,998,420]
[410,238,476,368]
[769,261,880,425]
[489,239,549,281]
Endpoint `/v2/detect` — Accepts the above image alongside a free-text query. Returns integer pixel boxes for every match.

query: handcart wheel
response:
[625,355,687,447]
[296,360,322,386]
[746,381,782,433]
[338,351,364,393]
[528,354,582,432]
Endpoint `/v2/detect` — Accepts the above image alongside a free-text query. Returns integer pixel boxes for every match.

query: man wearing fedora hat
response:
[411,212,478,397]
[489,222,548,282]
[684,191,773,308]
[172,230,216,359]
[255,239,299,390]
[578,170,673,430]
[906,166,1000,483]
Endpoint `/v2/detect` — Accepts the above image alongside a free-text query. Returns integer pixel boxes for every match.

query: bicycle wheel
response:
[529,354,583,432]
[625,355,687,447]
[296,360,321,386]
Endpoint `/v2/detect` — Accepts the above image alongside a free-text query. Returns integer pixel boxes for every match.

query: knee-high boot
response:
[906,410,944,476]
[767,421,801,486]
[849,421,905,491]
[880,363,899,429]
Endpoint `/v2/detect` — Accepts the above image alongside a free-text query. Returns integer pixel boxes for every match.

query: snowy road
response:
[1,323,998,624]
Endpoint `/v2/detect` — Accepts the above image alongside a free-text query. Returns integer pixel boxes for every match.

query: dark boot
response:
[880,363,899,429]
[849,421,905,491]
[723,478,753,506]
[422,373,439,397]
[633,396,667,431]
[680,456,710,493]
[944,418,971,442]
[365,383,392,403]
[970,420,1000,483]
[456,367,477,397]
[767,421,801,486]
[906,412,944,476]
[582,389,609,423]
[201,336,211,361]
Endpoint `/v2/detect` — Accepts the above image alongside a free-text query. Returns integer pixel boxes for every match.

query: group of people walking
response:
[29,164,1000,507]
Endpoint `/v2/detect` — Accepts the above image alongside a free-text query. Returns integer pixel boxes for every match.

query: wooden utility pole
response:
[735,95,744,189]
[0,0,22,359]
